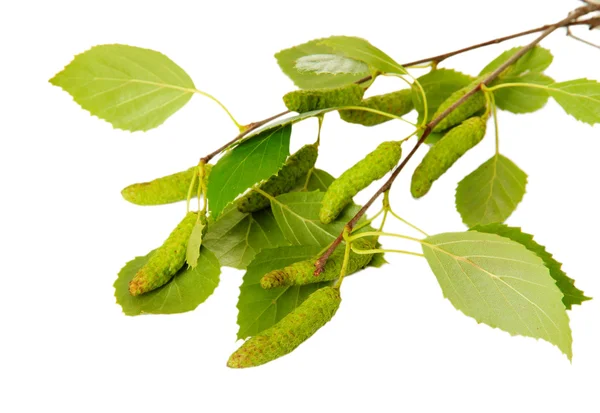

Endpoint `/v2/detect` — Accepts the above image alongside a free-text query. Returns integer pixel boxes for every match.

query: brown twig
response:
[567,25,600,49]
[314,2,600,275]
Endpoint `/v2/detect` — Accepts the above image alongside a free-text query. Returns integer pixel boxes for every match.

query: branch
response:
[314,2,600,275]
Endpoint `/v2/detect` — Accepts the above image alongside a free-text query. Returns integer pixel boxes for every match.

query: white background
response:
[1,1,599,412]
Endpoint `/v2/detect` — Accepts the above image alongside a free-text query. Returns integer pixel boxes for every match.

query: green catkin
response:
[227,286,341,368]
[236,144,318,213]
[129,211,198,296]
[411,117,487,199]
[431,79,487,133]
[283,84,365,113]
[319,141,402,225]
[338,89,414,126]
[121,164,212,206]
[260,237,375,289]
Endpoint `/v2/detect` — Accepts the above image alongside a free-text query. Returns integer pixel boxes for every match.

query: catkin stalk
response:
[227,287,341,368]
[129,212,198,296]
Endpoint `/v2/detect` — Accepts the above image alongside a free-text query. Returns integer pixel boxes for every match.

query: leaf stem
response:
[351,245,425,258]
[193,88,243,131]
[340,105,417,127]
[388,209,429,237]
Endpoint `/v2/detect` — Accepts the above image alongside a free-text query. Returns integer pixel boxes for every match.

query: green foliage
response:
[49,44,195,131]
[456,154,527,227]
[294,54,369,75]
[493,73,554,113]
[275,38,369,89]
[412,117,487,198]
[339,89,414,126]
[320,141,402,224]
[236,144,319,213]
[229,286,341,368]
[121,165,212,206]
[470,224,591,309]
[479,46,553,77]
[236,246,329,339]
[114,247,220,316]
[186,215,207,269]
[129,212,198,296]
[422,231,572,359]
[207,124,291,218]
[283,84,365,113]
[548,79,600,125]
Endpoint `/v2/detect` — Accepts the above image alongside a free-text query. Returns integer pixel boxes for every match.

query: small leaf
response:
[319,36,406,75]
[49,44,195,131]
[548,79,600,125]
[186,219,205,268]
[295,54,369,75]
[207,124,292,218]
[270,191,361,247]
[422,231,572,359]
[298,168,335,192]
[456,154,527,227]
[236,245,329,339]
[493,73,554,114]
[470,224,592,310]
[275,38,369,89]
[479,46,553,76]
[203,206,289,270]
[114,247,220,316]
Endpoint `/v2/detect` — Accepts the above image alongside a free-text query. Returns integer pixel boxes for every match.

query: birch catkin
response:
[338,89,414,126]
[227,287,341,368]
[260,237,376,289]
[121,164,212,206]
[411,117,487,198]
[236,144,318,213]
[431,79,486,132]
[129,212,199,296]
[283,84,365,113]
[319,141,402,224]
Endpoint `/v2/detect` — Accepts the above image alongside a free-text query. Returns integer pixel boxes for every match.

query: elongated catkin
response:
[283,84,365,113]
[338,89,414,126]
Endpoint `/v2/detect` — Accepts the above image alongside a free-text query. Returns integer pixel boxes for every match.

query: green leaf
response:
[275,38,369,89]
[207,124,292,218]
[422,231,572,359]
[295,54,369,75]
[114,247,220,316]
[479,46,553,77]
[270,191,361,247]
[301,168,335,192]
[493,73,554,114]
[49,44,195,132]
[548,79,600,125]
[319,36,406,75]
[186,219,205,268]
[236,245,329,339]
[456,154,527,227]
[470,224,591,310]
[412,69,474,123]
[203,206,289,270]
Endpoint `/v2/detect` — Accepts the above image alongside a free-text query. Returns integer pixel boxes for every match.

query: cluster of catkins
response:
[118,80,487,367]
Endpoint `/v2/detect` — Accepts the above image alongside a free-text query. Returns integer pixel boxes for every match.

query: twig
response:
[567,26,600,49]
[314,2,600,275]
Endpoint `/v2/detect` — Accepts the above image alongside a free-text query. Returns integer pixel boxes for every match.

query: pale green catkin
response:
[411,117,487,199]
[227,287,341,368]
[236,144,318,213]
[283,84,365,113]
[121,164,212,206]
[129,212,198,296]
[260,237,376,289]
[338,89,414,126]
[319,141,402,224]
[431,79,486,133]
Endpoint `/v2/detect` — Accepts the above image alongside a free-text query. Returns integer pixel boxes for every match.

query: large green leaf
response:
[493,73,554,114]
[203,207,289,270]
[295,54,369,75]
[479,46,553,76]
[236,245,329,339]
[471,224,591,310]
[270,191,361,247]
[49,44,195,131]
[422,231,572,359]
[548,79,600,125]
[456,154,527,227]
[207,124,292,218]
[114,247,220,316]
[319,36,406,75]
[275,38,369,89]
